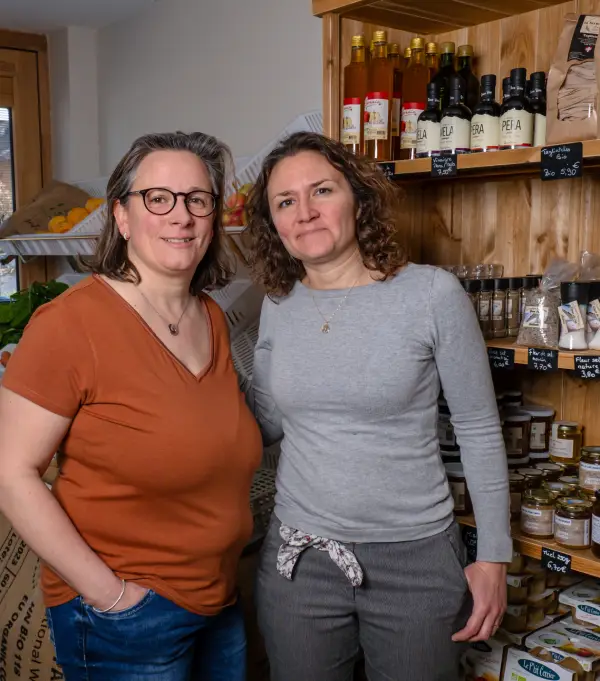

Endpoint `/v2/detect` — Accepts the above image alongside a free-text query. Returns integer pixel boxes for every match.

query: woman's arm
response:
[429,268,510,641]
[0,387,142,611]
[243,299,284,446]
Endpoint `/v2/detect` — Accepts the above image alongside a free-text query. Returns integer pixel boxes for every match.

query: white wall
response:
[96,0,322,174]
[48,26,100,181]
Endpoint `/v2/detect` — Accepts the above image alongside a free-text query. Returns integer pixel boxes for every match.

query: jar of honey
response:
[580,446,600,494]
[550,421,583,465]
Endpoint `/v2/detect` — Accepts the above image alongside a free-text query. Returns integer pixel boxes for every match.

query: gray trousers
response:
[256,518,471,681]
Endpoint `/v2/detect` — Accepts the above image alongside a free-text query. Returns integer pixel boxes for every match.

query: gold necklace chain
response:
[136,287,193,337]
[310,277,360,334]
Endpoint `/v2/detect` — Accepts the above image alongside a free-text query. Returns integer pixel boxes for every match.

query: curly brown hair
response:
[245,132,406,297]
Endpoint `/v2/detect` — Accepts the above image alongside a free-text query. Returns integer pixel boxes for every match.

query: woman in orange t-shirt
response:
[0,132,262,681]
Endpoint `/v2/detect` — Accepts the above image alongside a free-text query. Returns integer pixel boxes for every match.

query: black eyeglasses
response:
[125,188,219,218]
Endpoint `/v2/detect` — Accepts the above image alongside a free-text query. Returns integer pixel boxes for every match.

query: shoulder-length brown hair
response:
[85,131,234,293]
[245,131,406,297]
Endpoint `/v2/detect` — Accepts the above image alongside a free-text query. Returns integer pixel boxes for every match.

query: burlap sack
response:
[547,14,600,145]
[0,181,90,236]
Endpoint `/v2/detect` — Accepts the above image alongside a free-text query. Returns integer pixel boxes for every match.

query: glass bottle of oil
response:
[426,42,439,81]
[457,45,480,112]
[432,42,456,111]
[342,35,368,155]
[388,43,403,160]
[399,37,428,160]
[365,30,394,161]
[404,47,412,69]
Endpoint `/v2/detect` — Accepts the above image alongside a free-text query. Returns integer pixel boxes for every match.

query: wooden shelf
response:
[378,140,600,182]
[486,338,600,371]
[312,0,566,34]
[458,515,600,578]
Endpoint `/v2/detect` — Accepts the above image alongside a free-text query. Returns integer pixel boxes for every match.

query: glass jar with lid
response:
[550,421,583,465]
[554,497,592,549]
[592,490,600,558]
[503,391,523,409]
[521,405,555,453]
[558,475,580,495]
[503,412,532,458]
[580,446,600,494]
[520,488,555,538]
[509,473,525,521]
[534,462,562,481]
[444,462,472,516]
[542,480,569,501]
[517,468,544,489]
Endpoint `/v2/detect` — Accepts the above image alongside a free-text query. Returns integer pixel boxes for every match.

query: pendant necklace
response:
[310,276,360,334]
[137,288,192,336]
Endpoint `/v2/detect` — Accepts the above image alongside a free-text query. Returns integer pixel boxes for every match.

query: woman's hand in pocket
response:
[86,580,149,613]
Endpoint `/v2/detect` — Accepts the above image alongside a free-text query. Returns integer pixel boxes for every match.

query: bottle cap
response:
[561,281,590,305]
[410,37,425,50]
[440,42,455,54]
[508,277,523,290]
[481,74,497,88]
[522,275,539,290]
[449,74,464,94]
[531,71,546,85]
[373,30,388,44]
[463,279,481,293]
[404,47,412,58]
[388,42,400,56]
[494,277,510,291]
[457,44,474,57]
[370,40,375,53]
[351,35,365,48]
[480,279,494,292]
[511,67,528,84]
[426,42,438,55]
[427,81,440,100]
[590,281,600,302]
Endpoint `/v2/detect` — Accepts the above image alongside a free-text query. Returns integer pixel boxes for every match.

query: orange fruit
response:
[85,197,105,213]
[67,207,89,226]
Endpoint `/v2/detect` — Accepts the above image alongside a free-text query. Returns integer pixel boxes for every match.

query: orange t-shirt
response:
[2,275,262,615]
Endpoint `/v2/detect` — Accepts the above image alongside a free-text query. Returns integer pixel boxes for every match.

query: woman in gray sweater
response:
[245,132,510,681]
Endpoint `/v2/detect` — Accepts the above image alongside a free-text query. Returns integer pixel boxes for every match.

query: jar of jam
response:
[554,497,592,549]
[558,475,580,495]
[580,446,600,494]
[557,462,580,477]
[503,391,523,409]
[517,468,544,489]
[592,490,600,558]
[521,488,555,539]
[522,406,555,453]
[507,451,530,470]
[509,473,525,521]
[542,480,569,501]
[444,463,472,516]
[503,412,532,458]
[550,421,583,465]
[534,462,562,481]
[528,450,550,464]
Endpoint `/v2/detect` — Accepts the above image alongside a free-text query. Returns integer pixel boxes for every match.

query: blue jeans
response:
[47,590,246,681]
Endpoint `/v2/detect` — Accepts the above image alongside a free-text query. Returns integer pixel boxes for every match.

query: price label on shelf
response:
[462,526,477,564]
[487,347,515,370]
[541,143,583,181]
[431,154,457,178]
[379,162,398,181]
[541,547,571,574]
[528,348,558,372]
[574,355,600,379]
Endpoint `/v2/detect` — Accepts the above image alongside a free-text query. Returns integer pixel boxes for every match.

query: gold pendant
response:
[321,322,330,334]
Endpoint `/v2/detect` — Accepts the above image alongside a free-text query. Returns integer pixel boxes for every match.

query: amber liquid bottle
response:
[388,43,403,160]
[404,47,411,69]
[399,37,429,160]
[426,42,439,81]
[365,30,394,161]
[342,35,368,155]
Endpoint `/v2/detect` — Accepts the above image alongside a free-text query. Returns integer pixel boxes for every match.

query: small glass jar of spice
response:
[461,279,480,316]
[492,278,509,338]
[507,277,522,337]
[550,421,583,465]
[478,279,493,339]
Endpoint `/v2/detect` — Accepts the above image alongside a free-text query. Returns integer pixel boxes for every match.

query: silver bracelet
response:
[94,579,126,613]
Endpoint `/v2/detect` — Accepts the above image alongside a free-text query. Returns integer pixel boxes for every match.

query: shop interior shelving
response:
[486,339,600,370]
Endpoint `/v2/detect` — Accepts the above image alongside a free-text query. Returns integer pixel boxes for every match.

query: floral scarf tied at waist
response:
[276,523,364,587]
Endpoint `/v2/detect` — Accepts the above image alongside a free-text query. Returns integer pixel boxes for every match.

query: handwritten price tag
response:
[574,355,600,379]
[379,162,397,181]
[487,347,515,370]
[431,154,457,178]
[541,143,583,181]
[541,547,571,574]
[528,348,558,372]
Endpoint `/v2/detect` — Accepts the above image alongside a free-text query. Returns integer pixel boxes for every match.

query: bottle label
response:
[365,92,389,141]
[593,513,600,544]
[559,301,586,333]
[530,422,547,450]
[550,436,574,460]
[342,98,362,145]
[533,113,546,147]
[479,298,490,320]
[521,506,554,536]
[391,96,401,137]
[580,461,600,492]
[492,299,505,321]
[569,15,600,61]
[439,116,471,153]
[471,114,500,151]
[449,480,466,512]
[500,109,534,148]
[400,102,426,150]
[589,299,600,331]
[522,305,549,329]
[416,120,441,156]
[555,515,590,546]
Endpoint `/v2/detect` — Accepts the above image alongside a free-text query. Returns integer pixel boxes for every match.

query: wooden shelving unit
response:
[377,140,600,181]
[458,515,600,578]
[486,339,600,370]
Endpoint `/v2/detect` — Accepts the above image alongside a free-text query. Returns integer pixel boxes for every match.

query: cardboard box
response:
[526,617,600,673]
[463,635,511,681]
[559,580,600,628]
[502,646,578,681]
